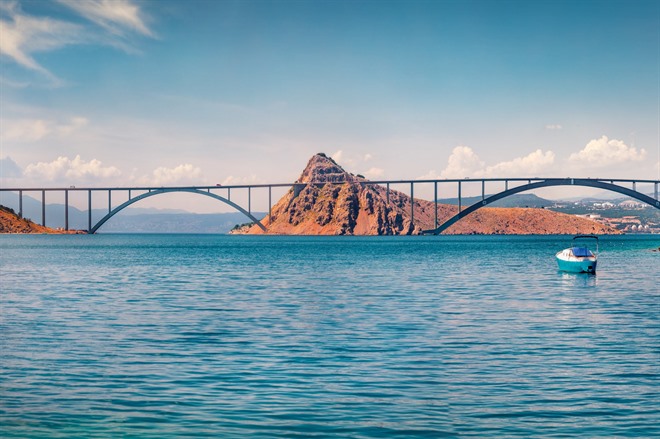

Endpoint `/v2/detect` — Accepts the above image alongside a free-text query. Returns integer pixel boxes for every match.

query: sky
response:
[1,0,659,212]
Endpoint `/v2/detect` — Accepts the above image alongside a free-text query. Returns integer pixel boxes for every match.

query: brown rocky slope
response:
[0,205,85,234]
[235,153,620,235]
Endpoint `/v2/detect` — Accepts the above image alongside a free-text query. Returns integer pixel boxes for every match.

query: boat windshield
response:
[571,247,592,257]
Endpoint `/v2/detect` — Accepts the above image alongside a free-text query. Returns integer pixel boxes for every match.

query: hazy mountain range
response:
[0,192,263,233]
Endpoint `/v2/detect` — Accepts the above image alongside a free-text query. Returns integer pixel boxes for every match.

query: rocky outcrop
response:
[0,205,85,234]
[235,153,621,235]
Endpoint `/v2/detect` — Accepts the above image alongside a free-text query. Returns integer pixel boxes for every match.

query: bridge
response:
[1,178,658,234]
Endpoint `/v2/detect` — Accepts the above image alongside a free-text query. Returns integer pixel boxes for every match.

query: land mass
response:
[0,205,85,234]
[235,153,621,235]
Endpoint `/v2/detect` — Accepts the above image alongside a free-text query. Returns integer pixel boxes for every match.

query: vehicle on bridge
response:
[556,235,598,274]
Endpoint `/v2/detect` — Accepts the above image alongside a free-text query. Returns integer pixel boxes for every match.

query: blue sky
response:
[1,0,658,211]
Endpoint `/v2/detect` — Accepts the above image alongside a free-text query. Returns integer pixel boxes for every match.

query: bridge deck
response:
[2,178,658,233]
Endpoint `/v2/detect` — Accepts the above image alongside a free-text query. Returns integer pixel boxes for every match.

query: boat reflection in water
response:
[559,271,599,287]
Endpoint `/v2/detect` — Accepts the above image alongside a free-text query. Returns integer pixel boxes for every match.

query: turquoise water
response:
[1,234,658,438]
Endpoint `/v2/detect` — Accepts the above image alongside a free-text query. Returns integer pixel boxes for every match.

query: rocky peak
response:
[234,154,621,236]
[297,153,358,184]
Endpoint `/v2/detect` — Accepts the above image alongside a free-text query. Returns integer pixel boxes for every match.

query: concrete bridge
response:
[1,178,658,234]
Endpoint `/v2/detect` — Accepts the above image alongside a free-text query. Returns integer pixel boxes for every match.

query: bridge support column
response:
[434,182,438,229]
[458,181,462,213]
[41,190,46,226]
[410,182,414,228]
[655,182,658,200]
[108,190,112,214]
[128,189,132,200]
[18,190,23,218]
[633,181,636,192]
[88,190,92,232]
[227,188,231,202]
[482,180,485,200]
[248,187,251,215]
[386,183,390,205]
[65,190,69,231]
[268,186,272,223]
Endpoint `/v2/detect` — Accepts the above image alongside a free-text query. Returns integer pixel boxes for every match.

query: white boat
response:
[556,235,598,274]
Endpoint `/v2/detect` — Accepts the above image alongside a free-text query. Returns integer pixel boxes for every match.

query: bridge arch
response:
[89,188,267,234]
[423,178,660,235]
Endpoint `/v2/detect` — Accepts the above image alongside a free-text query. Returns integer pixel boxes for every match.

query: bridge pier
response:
[268,186,272,223]
[88,190,92,232]
[458,181,462,213]
[434,182,438,229]
[108,190,112,214]
[18,190,23,218]
[65,190,69,231]
[41,190,46,227]
[410,182,414,227]
[655,182,658,200]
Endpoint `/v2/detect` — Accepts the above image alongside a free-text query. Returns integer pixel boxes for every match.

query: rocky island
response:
[235,153,621,235]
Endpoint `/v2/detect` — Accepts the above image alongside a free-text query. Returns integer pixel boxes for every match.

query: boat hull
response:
[556,250,597,274]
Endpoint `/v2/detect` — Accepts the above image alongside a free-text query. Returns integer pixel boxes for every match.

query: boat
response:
[556,235,599,274]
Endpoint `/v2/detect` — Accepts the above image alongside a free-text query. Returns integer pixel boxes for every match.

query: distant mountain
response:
[99,212,266,233]
[235,153,619,235]
[437,193,554,208]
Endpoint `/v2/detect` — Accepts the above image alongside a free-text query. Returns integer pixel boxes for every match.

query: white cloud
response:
[1,118,51,142]
[545,124,562,130]
[331,150,343,163]
[0,0,153,84]
[24,155,121,182]
[440,146,485,178]
[480,149,555,177]
[220,174,264,186]
[363,153,373,161]
[0,1,81,82]
[57,0,153,37]
[418,169,442,180]
[57,117,88,136]
[0,116,89,142]
[363,167,384,179]
[438,146,555,179]
[568,135,646,167]
[139,164,203,186]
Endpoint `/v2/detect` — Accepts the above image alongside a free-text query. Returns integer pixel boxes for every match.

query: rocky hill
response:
[235,153,621,235]
[0,205,84,234]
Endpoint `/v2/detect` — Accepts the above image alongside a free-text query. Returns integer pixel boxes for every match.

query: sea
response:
[1,234,658,438]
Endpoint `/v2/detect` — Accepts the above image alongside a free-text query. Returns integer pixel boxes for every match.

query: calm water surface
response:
[1,234,658,438]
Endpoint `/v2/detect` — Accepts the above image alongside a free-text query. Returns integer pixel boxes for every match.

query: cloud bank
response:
[24,155,122,181]
[568,135,646,167]
[433,146,554,179]
[139,164,203,186]
[426,135,647,181]
[0,116,89,142]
